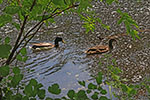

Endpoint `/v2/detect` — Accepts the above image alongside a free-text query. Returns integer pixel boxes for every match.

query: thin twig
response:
[7,4,79,64]
[43,4,79,20]
[5,0,37,65]
[10,22,44,63]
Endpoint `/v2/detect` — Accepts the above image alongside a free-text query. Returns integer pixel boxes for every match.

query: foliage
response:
[0,0,146,100]
[47,72,110,100]
[117,9,140,40]
[0,0,140,65]
[99,56,150,100]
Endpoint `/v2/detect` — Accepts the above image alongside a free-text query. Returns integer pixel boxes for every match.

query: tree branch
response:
[5,0,37,65]
[43,4,79,20]
[10,22,44,64]
[5,15,28,65]
[6,4,79,65]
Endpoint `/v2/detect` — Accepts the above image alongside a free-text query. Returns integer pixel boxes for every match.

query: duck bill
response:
[62,40,66,43]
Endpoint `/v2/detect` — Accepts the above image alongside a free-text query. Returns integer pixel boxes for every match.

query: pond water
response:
[0,0,150,99]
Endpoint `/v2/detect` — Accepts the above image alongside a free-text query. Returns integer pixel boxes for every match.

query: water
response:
[0,0,150,99]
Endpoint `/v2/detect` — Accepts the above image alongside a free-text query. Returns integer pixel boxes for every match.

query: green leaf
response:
[4,5,20,15]
[69,0,74,5]
[22,96,29,100]
[76,90,88,100]
[48,18,55,23]
[126,18,138,28]
[8,76,13,80]
[128,89,137,97]
[12,22,20,30]
[113,67,122,75]
[106,0,115,4]
[91,92,98,100]
[96,72,102,85]
[112,74,120,80]
[116,9,123,14]
[0,65,9,77]
[100,89,107,95]
[5,37,10,44]
[11,74,23,87]
[78,81,85,87]
[48,83,61,95]
[13,93,22,100]
[67,90,75,99]
[86,89,92,94]
[88,83,97,89]
[30,98,36,100]
[18,10,24,21]
[0,37,2,42]
[61,96,67,100]
[117,16,124,24]
[24,84,33,97]
[98,87,103,91]
[37,83,43,88]
[38,89,45,99]
[99,96,109,100]
[133,30,140,39]
[0,44,11,58]
[13,67,20,75]
[16,54,22,61]
[0,0,2,4]
[20,48,27,56]
[24,79,38,97]
[0,14,12,27]
[121,84,128,92]
[46,97,53,100]
[52,0,65,6]
[30,79,38,86]
[23,56,28,62]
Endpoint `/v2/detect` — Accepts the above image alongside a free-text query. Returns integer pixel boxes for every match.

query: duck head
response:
[109,39,117,50]
[54,37,65,47]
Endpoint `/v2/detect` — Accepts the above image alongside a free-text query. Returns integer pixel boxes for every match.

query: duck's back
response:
[85,45,109,54]
[32,43,53,46]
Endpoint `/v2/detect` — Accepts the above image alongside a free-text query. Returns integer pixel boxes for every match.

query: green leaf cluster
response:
[48,83,61,95]
[16,48,28,62]
[46,71,108,100]
[117,9,140,40]
[0,44,11,58]
[0,66,24,100]
[105,59,139,100]
[0,65,9,77]
[24,79,45,99]
[0,14,12,27]
[80,15,96,33]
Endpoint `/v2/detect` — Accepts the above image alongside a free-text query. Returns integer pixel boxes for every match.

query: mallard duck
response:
[32,37,65,50]
[85,39,116,54]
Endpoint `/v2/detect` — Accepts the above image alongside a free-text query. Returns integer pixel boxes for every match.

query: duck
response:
[32,37,65,50]
[85,39,116,55]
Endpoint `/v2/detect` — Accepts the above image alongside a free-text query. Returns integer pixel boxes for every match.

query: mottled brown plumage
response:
[85,39,116,54]
[32,37,65,50]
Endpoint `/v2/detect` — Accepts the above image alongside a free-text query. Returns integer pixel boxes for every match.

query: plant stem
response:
[5,0,37,65]
[10,22,44,63]
[5,16,28,65]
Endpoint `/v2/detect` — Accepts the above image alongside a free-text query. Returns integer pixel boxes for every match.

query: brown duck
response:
[85,39,116,54]
[32,37,65,50]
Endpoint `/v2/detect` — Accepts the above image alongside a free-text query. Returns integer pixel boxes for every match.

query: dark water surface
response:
[0,0,150,99]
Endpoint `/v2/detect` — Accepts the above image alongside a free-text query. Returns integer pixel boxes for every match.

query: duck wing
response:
[32,43,53,47]
[85,45,109,54]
